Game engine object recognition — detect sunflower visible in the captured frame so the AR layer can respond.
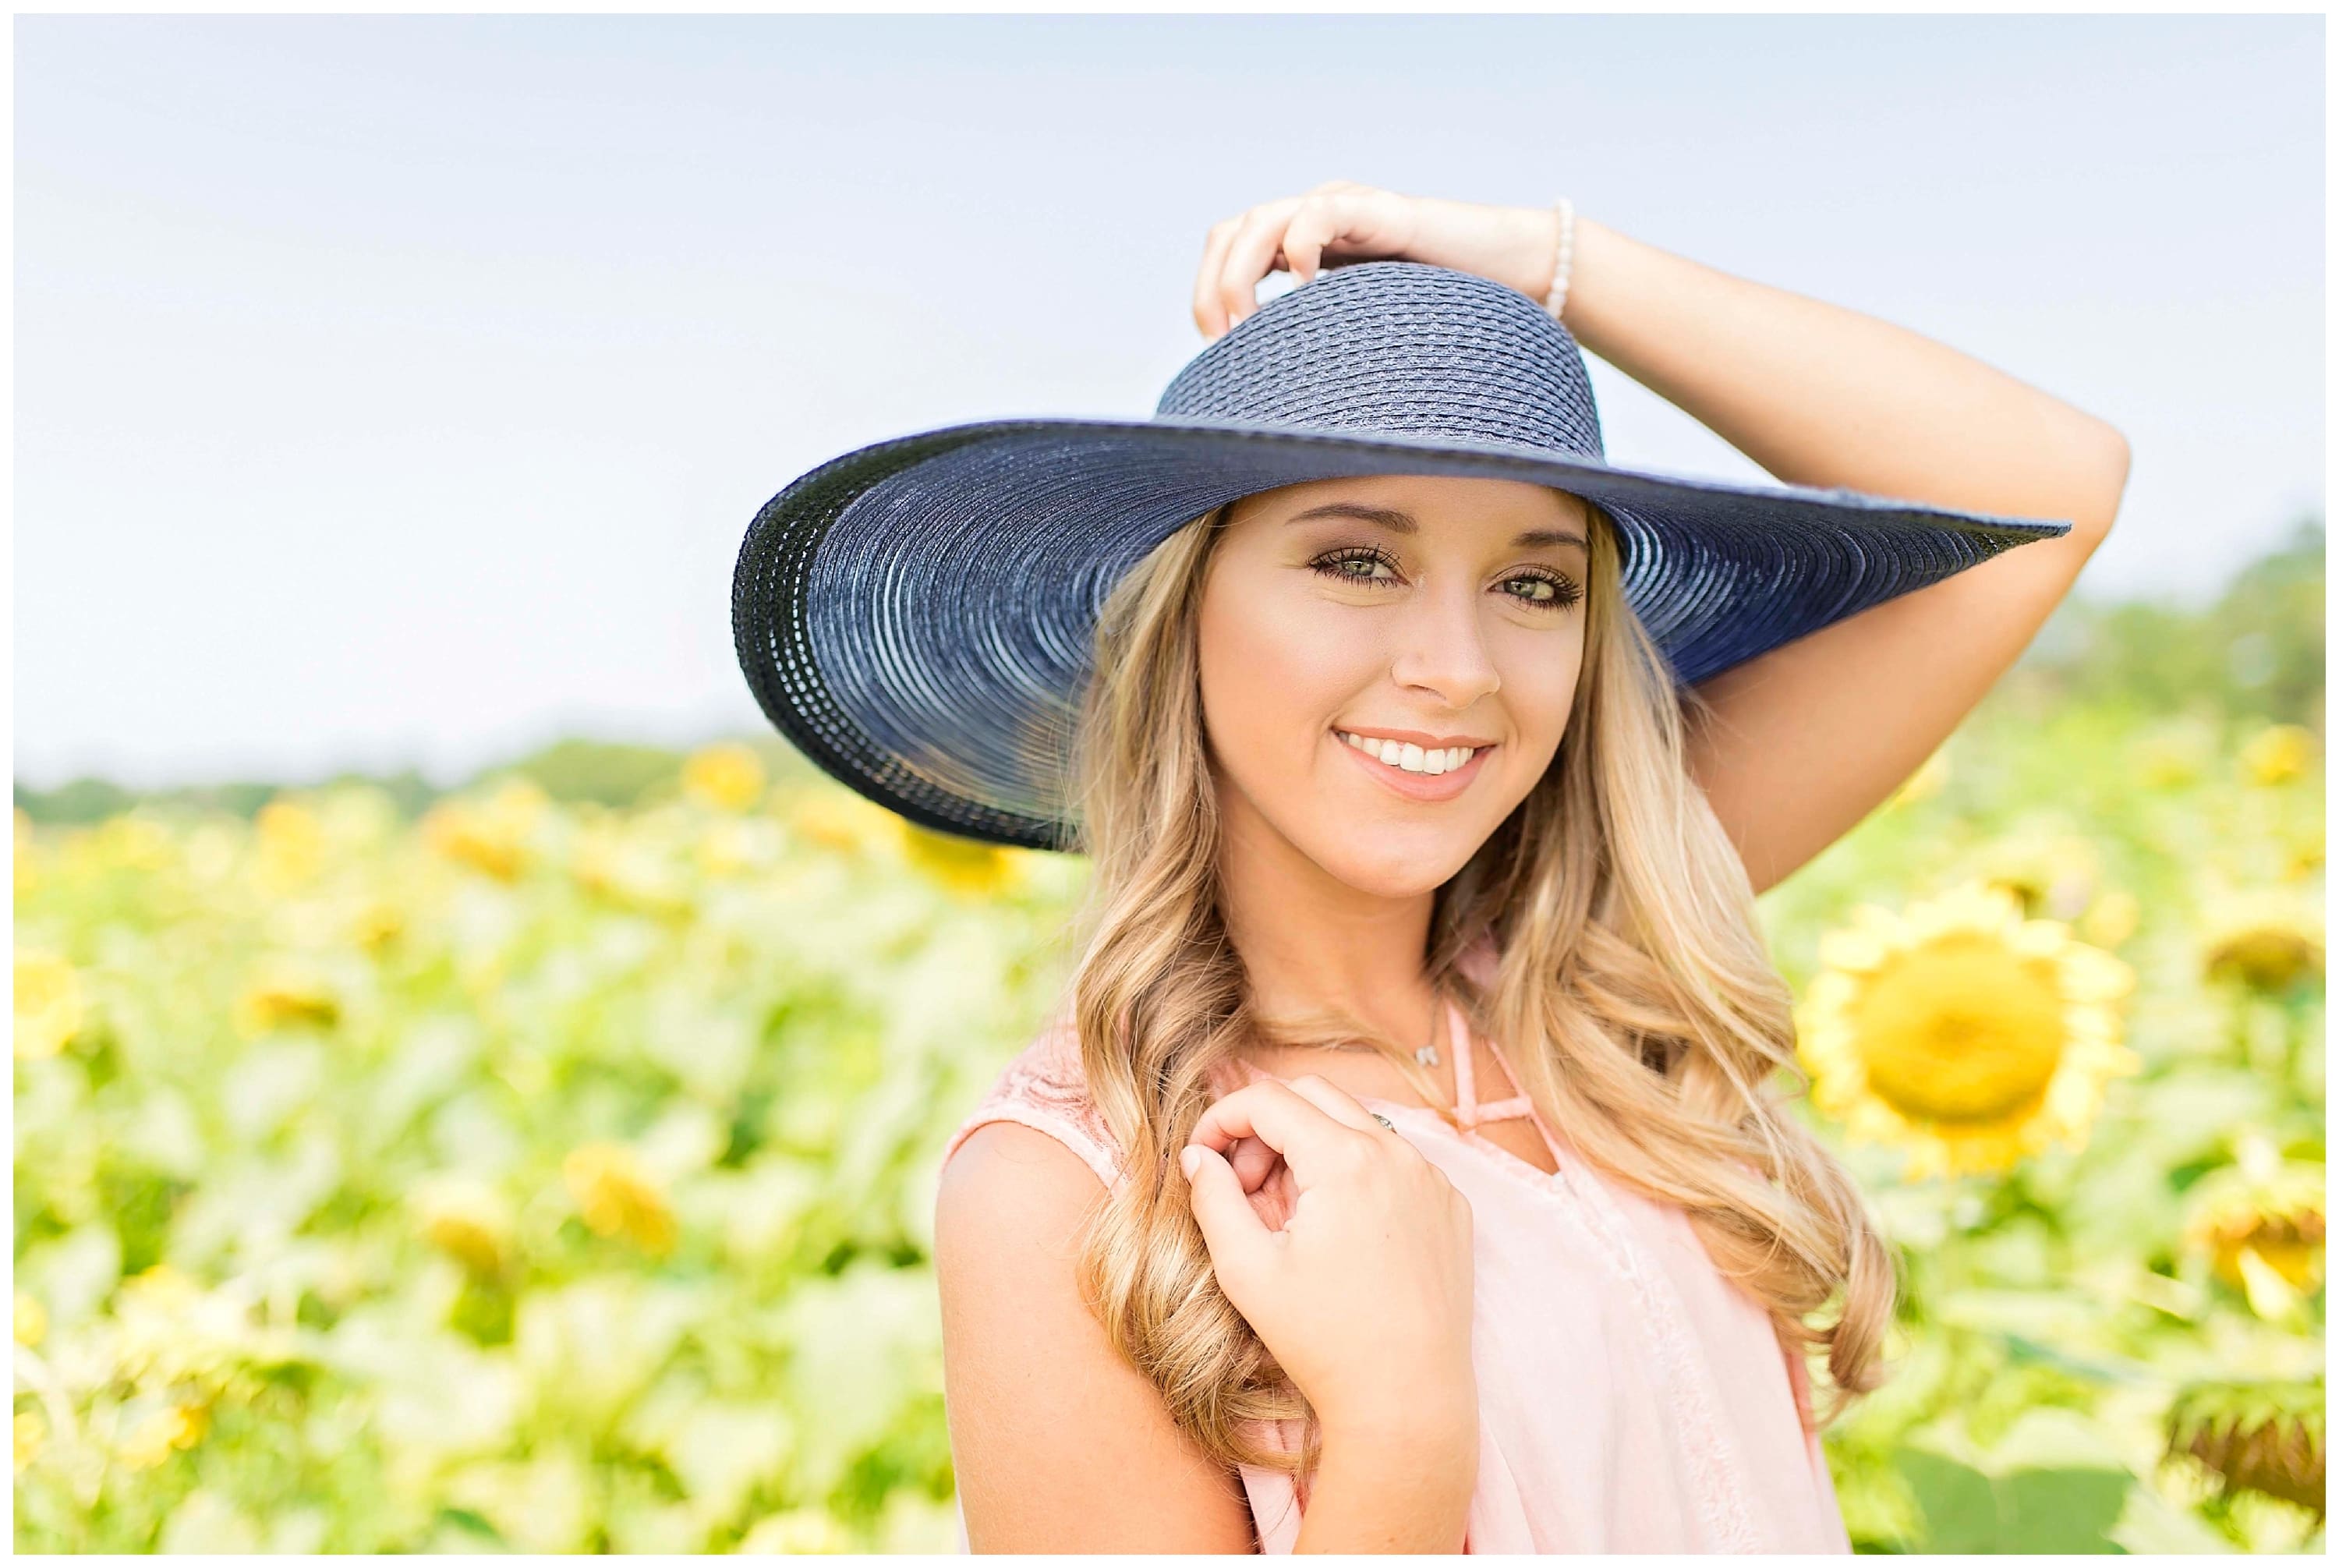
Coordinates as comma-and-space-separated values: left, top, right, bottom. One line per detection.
115, 1400, 209, 1470
254, 798, 326, 892
1968, 826, 2100, 920
2199, 888, 2325, 995
898, 822, 1026, 898
2285, 818, 2325, 883
561, 1142, 678, 1258
786, 788, 904, 858
2131, 715, 2218, 788
695, 816, 782, 878
422, 779, 550, 882
681, 742, 768, 812
2079, 888, 2142, 950
2240, 723, 2318, 787
568, 814, 691, 919
13, 950, 84, 1060
738, 1510, 858, 1553
14, 1410, 45, 1474
233, 963, 341, 1037
1796, 880, 2139, 1180
412, 1176, 516, 1278
2182, 1136, 2326, 1317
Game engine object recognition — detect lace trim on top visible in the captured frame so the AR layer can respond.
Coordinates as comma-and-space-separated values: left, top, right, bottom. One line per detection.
941, 1018, 1127, 1195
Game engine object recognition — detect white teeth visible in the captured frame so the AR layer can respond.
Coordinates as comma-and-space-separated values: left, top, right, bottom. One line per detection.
1338, 732, 1480, 776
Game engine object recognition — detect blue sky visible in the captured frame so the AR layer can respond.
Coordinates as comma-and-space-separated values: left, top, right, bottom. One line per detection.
16, 13, 2323, 789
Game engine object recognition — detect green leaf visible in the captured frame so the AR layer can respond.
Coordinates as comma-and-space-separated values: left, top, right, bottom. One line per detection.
1895, 1446, 2133, 1553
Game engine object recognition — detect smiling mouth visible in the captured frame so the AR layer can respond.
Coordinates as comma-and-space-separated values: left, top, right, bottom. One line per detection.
1334, 730, 1488, 777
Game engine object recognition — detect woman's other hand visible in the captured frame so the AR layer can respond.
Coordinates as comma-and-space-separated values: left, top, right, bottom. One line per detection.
1193, 181, 1561, 338
1180, 1074, 1477, 1440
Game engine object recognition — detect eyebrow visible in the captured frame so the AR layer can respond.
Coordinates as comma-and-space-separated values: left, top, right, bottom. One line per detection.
1283, 501, 1587, 552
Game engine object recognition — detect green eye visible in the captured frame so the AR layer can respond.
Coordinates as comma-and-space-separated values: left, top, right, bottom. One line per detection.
1310, 547, 1402, 586
1506, 572, 1584, 611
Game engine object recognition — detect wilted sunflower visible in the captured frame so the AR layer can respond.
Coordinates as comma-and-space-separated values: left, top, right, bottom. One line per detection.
681, 742, 768, 812
2198, 888, 2325, 995
2165, 1379, 2325, 1520
2182, 1137, 2326, 1318
1796, 880, 2139, 1180
14, 950, 84, 1060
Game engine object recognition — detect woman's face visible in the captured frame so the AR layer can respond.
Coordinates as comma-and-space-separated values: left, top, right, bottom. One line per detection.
1196, 473, 1593, 899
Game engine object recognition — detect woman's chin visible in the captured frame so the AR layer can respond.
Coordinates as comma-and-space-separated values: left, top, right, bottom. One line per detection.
1308, 831, 1480, 899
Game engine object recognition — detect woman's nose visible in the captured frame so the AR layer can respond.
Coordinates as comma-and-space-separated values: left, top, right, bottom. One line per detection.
1388, 586, 1500, 706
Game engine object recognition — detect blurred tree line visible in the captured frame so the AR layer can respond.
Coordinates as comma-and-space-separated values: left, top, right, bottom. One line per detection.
1998, 513, 2323, 730
15, 515, 2322, 826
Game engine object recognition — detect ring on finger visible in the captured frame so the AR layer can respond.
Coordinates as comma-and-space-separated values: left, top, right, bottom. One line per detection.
1371, 1113, 1395, 1130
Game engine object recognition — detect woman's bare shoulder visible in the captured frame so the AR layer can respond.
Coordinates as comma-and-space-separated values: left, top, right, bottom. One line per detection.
933, 1078, 1256, 1550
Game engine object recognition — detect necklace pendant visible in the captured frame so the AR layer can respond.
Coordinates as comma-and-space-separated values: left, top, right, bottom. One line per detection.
1415, 1043, 1441, 1067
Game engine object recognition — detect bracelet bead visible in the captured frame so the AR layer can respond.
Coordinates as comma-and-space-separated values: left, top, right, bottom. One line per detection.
1543, 197, 1576, 323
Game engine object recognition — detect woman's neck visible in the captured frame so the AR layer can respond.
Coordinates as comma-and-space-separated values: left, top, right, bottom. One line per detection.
1215, 791, 1446, 1053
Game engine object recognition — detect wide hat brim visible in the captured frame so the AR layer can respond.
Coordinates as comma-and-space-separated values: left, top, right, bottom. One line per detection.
732, 412, 2068, 852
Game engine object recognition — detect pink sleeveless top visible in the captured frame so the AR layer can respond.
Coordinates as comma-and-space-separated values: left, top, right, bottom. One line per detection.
937, 964, 1852, 1553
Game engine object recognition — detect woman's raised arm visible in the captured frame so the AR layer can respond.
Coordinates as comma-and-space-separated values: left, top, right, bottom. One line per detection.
1554, 213, 2131, 893
1196, 185, 2132, 894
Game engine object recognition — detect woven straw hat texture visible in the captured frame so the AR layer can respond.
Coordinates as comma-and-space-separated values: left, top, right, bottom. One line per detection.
732, 261, 2068, 851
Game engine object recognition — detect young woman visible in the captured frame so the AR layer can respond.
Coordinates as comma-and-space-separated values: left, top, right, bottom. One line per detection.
732, 184, 2128, 1552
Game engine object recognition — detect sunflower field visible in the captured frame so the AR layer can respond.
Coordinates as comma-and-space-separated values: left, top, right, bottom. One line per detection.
14, 529, 2326, 1552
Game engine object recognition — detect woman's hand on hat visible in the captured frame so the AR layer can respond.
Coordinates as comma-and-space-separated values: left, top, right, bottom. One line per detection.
1195, 180, 1563, 340
1179, 1074, 1478, 1440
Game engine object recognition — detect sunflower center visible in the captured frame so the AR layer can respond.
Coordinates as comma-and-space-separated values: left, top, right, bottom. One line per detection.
1851, 934, 2067, 1125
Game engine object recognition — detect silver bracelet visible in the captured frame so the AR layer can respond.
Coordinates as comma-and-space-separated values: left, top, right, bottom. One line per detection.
1542, 196, 1576, 322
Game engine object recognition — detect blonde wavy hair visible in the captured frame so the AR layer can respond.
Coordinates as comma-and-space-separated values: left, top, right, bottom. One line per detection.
1053, 488, 1895, 1488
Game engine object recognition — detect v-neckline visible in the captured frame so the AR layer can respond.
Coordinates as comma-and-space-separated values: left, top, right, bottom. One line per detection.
1229, 999, 1565, 1185
1362, 1097, 1565, 1189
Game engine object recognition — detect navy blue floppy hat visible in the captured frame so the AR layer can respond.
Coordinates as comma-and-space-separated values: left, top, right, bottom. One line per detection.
731, 260, 2068, 853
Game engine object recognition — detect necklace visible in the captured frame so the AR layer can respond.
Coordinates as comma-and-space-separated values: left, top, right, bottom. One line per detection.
1269, 1005, 1443, 1067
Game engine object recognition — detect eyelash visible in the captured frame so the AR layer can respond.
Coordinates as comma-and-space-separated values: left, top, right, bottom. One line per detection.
1308, 546, 1584, 612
